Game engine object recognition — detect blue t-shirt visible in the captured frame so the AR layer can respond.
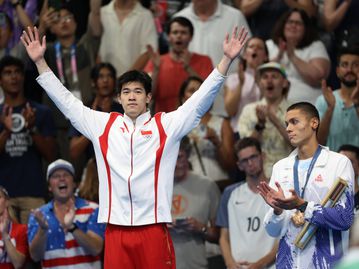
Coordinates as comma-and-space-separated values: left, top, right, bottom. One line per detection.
0, 101, 56, 197
315, 91, 359, 151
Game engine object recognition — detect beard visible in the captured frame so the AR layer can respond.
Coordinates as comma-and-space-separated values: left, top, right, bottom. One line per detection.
340, 73, 357, 88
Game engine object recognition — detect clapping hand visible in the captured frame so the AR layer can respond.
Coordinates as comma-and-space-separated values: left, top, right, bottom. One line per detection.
0, 105, 13, 132
32, 209, 49, 230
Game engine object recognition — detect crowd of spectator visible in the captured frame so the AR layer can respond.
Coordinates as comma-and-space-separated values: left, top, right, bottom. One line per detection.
0, 0, 358, 268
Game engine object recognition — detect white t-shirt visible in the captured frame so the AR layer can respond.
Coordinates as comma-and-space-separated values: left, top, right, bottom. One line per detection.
266, 39, 329, 104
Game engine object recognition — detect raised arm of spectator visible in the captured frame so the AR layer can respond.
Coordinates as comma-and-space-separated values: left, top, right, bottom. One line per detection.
316, 80, 335, 145
210, 119, 236, 170
88, 0, 103, 37
224, 62, 244, 117
69, 136, 91, 160
283, 0, 318, 18
28, 210, 49, 262
145, 45, 160, 97
323, 0, 351, 32
11, 0, 34, 29
235, 0, 263, 17
22, 102, 57, 161
63, 207, 104, 256
0, 212, 27, 269
0, 105, 12, 153
286, 42, 330, 87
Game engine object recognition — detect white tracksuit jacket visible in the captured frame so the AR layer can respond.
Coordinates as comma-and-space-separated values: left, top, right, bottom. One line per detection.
37, 69, 225, 226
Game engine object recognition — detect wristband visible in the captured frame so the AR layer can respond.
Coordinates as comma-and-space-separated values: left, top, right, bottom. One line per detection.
68, 223, 78, 233
297, 201, 308, 213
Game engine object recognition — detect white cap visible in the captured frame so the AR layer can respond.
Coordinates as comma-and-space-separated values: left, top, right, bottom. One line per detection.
47, 159, 75, 180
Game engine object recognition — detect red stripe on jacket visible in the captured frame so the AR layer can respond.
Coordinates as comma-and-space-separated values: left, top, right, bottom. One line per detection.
99, 112, 121, 223
154, 113, 167, 223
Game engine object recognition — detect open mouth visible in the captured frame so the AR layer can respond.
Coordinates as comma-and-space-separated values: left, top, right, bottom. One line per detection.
266, 86, 274, 92
252, 53, 257, 59
58, 184, 68, 192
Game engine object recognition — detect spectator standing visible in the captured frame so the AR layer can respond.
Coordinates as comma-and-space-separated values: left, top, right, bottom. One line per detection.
170, 137, 220, 269
316, 46, 359, 151
89, 0, 158, 76
0, 0, 35, 49
38, 5, 100, 159
145, 16, 213, 113
217, 137, 277, 269
0, 186, 28, 269
175, 0, 251, 116
0, 56, 56, 224
28, 159, 105, 268
235, 0, 317, 40
238, 62, 292, 177
267, 9, 330, 104
224, 36, 268, 131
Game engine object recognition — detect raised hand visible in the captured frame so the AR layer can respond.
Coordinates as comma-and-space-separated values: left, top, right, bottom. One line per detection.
321, 79, 335, 109
63, 198, 76, 229
20, 26, 47, 64
0, 104, 13, 132
0, 210, 10, 235
146, 44, 160, 70
351, 78, 359, 107
223, 26, 249, 61
22, 102, 36, 129
32, 209, 49, 230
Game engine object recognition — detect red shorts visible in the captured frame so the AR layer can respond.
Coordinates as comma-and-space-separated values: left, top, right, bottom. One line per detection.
104, 223, 176, 269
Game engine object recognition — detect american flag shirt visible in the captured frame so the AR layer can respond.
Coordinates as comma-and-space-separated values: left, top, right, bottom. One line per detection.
28, 197, 106, 269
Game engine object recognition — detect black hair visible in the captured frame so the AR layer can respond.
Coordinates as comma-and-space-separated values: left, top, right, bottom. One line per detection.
235, 137, 262, 158
287, 102, 320, 131
336, 46, 359, 64
117, 70, 152, 95
91, 62, 117, 81
338, 144, 359, 161
178, 76, 204, 104
272, 8, 319, 49
0, 56, 24, 75
166, 16, 194, 36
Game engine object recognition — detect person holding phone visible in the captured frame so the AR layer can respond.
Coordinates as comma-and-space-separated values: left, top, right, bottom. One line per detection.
21, 25, 248, 269
170, 137, 220, 269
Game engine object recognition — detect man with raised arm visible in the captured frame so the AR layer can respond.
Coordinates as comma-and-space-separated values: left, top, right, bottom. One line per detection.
20, 25, 248, 269
258, 102, 355, 268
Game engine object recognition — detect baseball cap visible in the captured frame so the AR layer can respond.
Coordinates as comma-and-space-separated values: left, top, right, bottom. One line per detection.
257, 62, 287, 78
47, 159, 75, 180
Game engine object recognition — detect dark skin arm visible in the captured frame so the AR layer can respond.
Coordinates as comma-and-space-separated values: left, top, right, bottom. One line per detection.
22, 102, 56, 162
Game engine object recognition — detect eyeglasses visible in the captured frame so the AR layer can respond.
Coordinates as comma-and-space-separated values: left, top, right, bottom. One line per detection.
286, 19, 304, 26
54, 14, 73, 24
238, 154, 260, 166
